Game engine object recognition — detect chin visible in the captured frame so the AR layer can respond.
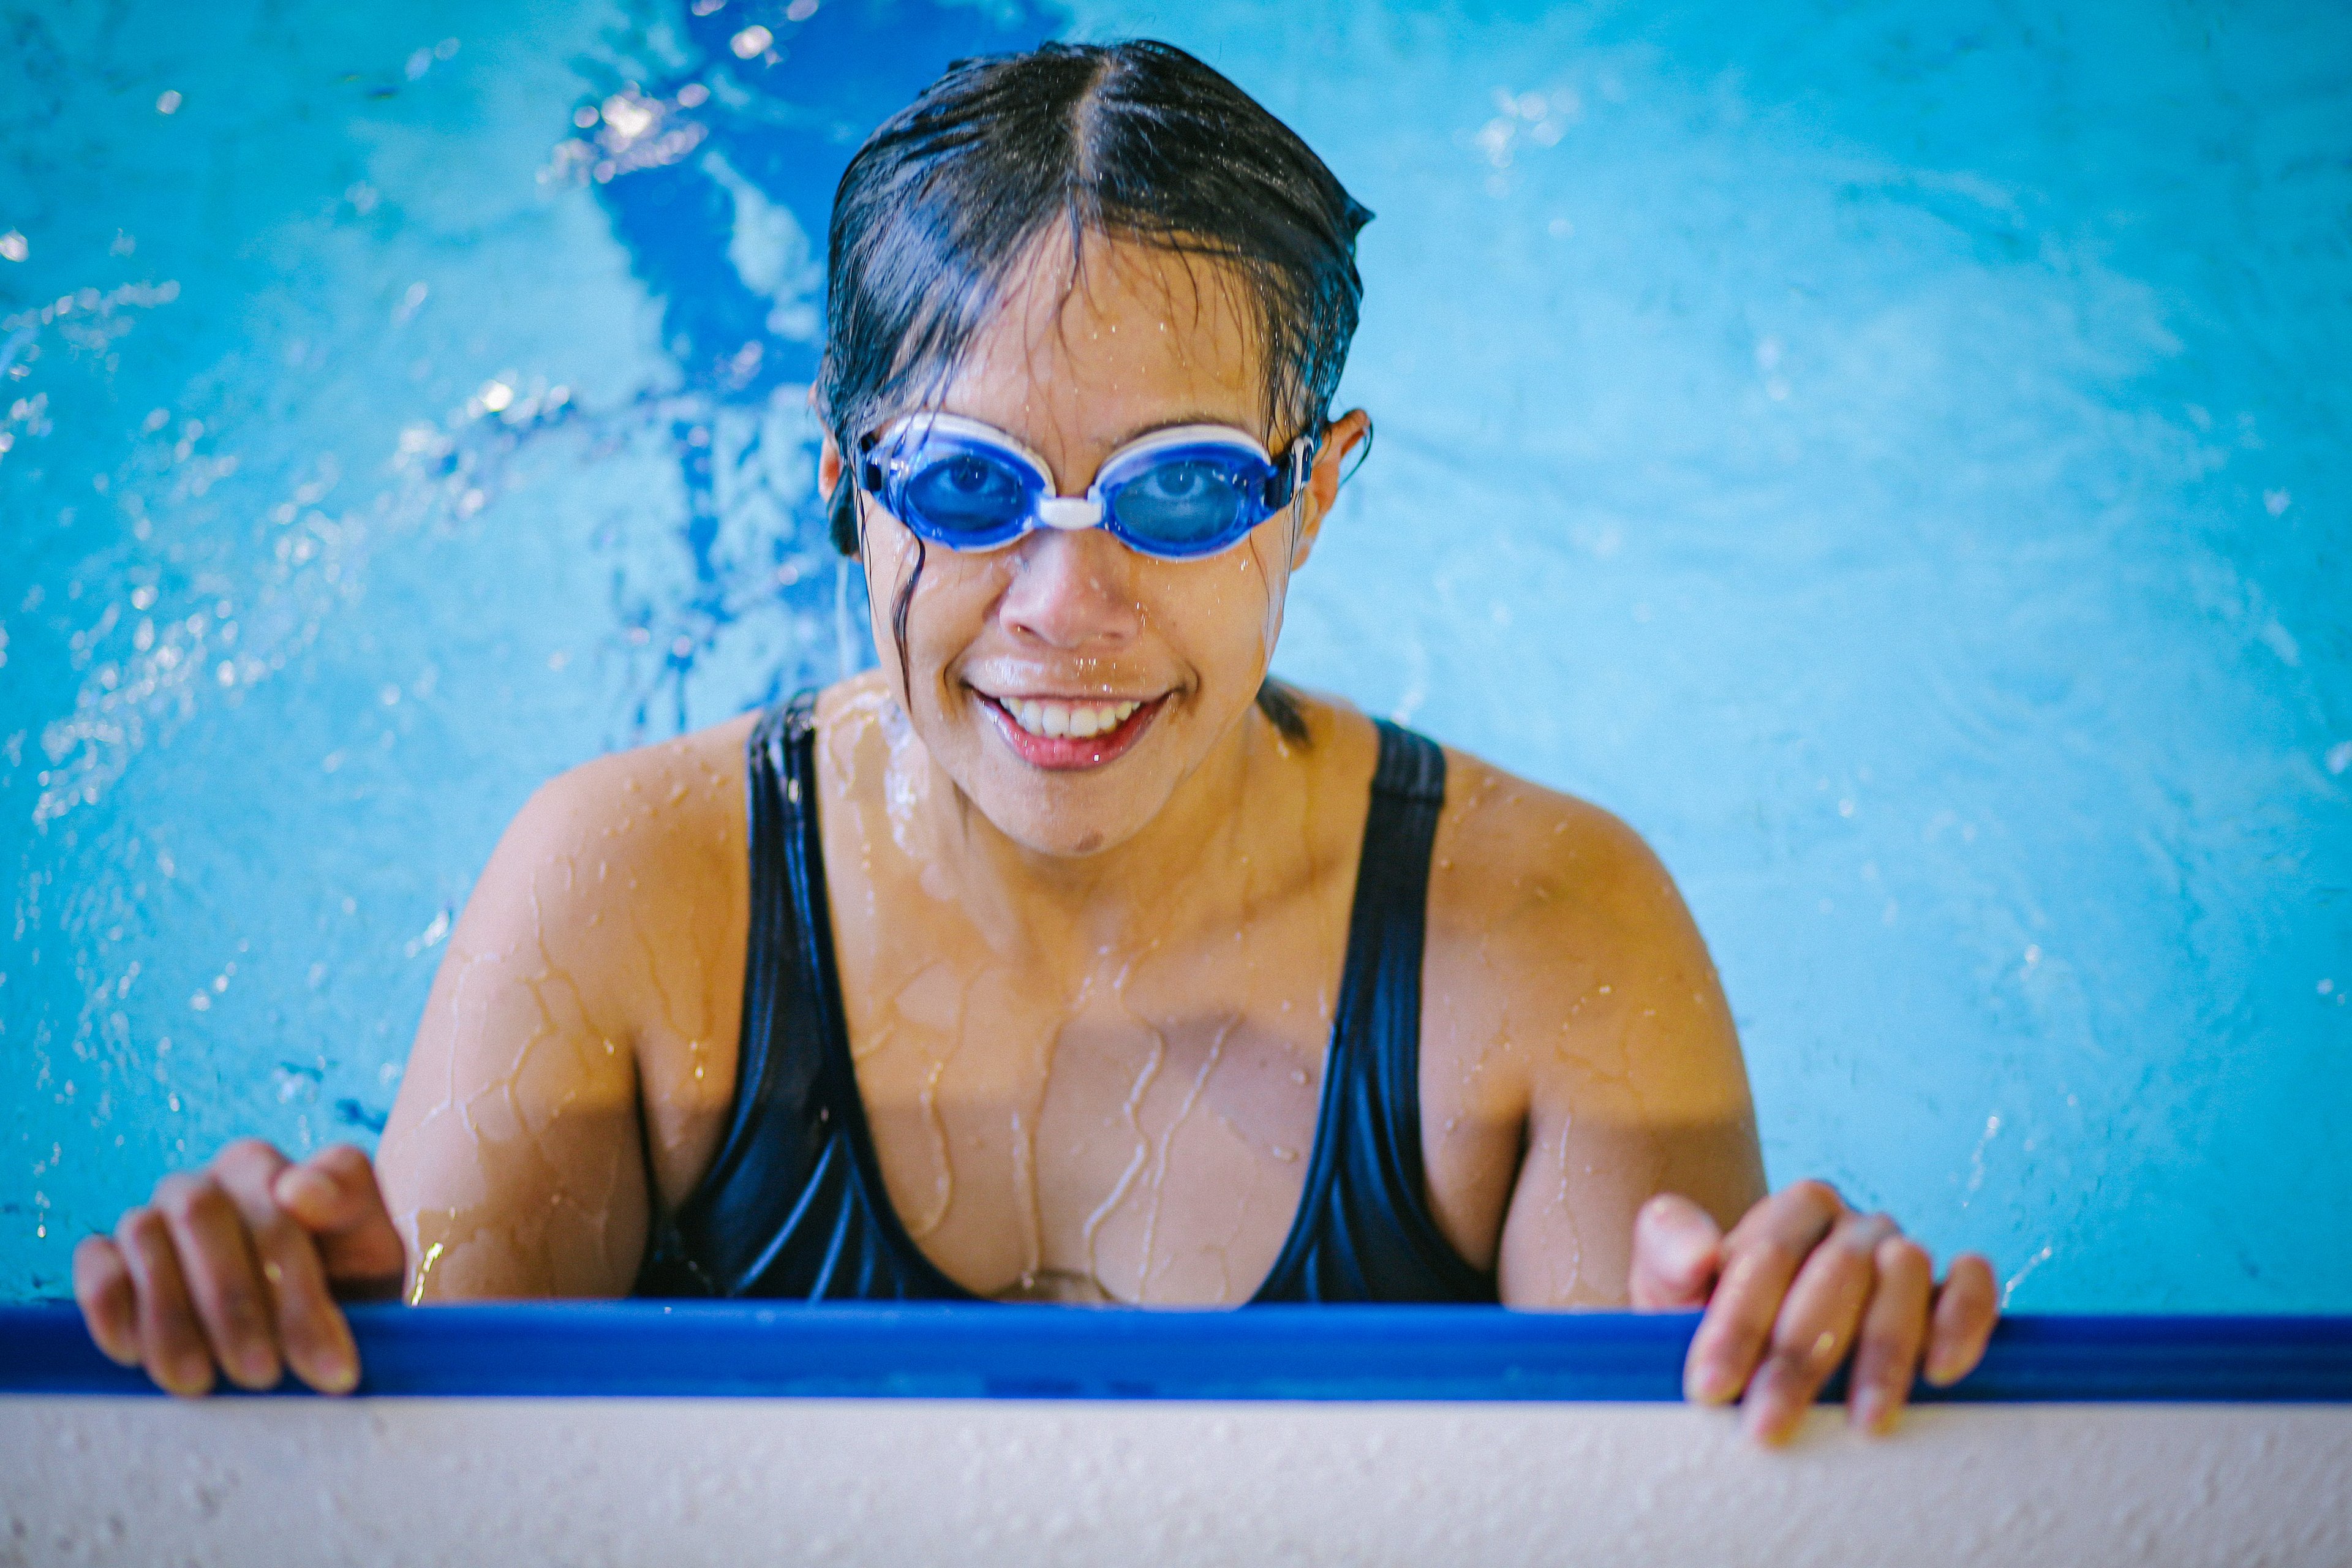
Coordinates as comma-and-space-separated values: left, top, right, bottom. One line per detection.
977, 782, 1156, 859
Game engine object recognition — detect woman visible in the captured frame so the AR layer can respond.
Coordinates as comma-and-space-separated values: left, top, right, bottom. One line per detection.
74, 40, 1996, 1442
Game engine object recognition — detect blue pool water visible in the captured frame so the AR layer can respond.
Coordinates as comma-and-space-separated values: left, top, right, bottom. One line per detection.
2, 0, 2345, 1310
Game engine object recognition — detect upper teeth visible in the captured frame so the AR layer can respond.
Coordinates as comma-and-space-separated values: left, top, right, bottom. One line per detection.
1001, 696, 1142, 740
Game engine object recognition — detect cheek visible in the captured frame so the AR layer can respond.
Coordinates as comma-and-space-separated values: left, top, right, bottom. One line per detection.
1243, 534, 1292, 662
1166, 543, 1286, 687
863, 527, 992, 696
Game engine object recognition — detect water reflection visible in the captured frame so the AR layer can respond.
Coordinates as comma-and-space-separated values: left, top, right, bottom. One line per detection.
1, 0, 2345, 1311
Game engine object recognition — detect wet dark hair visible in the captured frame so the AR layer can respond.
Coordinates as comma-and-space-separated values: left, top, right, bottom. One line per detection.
815, 39, 1373, 744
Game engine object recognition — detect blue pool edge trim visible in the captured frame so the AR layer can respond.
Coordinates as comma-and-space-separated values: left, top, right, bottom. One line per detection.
4, 1303, 2348, 1401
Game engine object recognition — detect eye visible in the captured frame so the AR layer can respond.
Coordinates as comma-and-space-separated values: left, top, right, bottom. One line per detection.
1133, 462, 1221, 501
1109, 456, 1255, 545
904, 450, 1029, 529
939, 458, 1003, 496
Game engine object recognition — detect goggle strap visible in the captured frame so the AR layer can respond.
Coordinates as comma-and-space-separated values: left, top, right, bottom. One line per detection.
1262, 435, 1317, 510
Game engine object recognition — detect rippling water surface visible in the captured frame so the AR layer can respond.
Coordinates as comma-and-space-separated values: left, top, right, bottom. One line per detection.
3, 0, 2346, 1307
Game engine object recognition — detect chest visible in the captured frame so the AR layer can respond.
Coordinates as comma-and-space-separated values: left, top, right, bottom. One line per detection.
838, 894, 1348, 1302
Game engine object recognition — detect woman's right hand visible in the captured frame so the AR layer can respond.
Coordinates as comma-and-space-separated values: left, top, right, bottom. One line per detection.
72, 1139, 406, 1396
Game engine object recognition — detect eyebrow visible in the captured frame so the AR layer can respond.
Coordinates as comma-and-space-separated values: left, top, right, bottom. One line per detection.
1107, 412, 1264, 447
910, 405, 1276, 488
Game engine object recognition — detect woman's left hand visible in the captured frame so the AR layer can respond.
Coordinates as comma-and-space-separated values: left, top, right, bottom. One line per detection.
1629, 1182, 1999, 1443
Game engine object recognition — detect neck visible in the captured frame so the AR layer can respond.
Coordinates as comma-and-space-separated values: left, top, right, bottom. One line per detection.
905, 701, 1303, 970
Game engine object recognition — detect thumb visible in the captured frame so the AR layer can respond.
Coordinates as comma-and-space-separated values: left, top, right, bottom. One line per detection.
1629, 1193, 1723, 1309
273, 1144, 406, 1295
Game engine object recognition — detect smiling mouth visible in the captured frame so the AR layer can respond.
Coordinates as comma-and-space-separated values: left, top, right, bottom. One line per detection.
971, 690, 1167, 770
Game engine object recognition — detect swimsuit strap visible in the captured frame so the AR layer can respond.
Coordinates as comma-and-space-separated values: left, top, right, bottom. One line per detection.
1246, 718, 1498, 1302
633, 695, 970, 1299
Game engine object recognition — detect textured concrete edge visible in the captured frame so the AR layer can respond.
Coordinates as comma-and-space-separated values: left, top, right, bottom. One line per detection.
5, 1398, 2349, 1568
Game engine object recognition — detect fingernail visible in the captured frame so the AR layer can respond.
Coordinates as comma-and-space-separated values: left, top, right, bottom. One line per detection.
318, 1353, 358, 1395
1687, 1359, 1734, 1403
1743, 1397, 1793, 1446
1852, 1389, 1891, 1436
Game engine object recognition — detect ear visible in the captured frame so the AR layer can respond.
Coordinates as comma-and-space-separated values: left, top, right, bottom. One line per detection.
818, 429, 846, 503
1286, 408, 1371, 571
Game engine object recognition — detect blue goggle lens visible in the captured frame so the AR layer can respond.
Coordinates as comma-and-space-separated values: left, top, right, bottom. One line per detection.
1105, 456, 1260, 549
901, 452, 1032, 538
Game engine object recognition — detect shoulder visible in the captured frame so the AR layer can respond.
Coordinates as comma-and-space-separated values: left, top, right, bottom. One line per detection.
461, 709, 768, 1014
1427, 749, 1688, 962
1421, 744, 1749, 1123
389, 705, 782, 1238
508, 710, 760, 872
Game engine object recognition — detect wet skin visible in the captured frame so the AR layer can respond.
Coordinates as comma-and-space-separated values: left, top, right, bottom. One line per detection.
75, 236, 1997, 1441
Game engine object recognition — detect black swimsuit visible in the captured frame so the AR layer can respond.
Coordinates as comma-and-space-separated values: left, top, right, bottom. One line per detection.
633, 693, 1496, 1304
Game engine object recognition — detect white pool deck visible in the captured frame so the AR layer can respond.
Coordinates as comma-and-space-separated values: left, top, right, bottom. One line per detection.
7, 1396, 2350, 1566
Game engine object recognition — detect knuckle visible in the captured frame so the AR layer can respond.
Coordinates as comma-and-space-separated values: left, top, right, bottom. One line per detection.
116, 1206, 166, 1250
153, 1174, 222, 1225
1789, 1178, 1842, 1215
1847, 1212, 1899, 1249
217, 1137, 281, 1171
1859, 1303, 1921, 1349
1825, 1221, 1879, 1261
1879, 1236, 1929, 1274
213, 1279, 265, 1328
311, 1144, 371, 1181
1820, 1248, 1873, 1291
1853, 1351, 1907, 1395
249, 1208, 307, 1257
1766, 1343, 1826, 1385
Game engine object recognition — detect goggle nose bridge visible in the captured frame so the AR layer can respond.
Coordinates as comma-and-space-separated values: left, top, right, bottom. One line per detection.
1036, 496, 1106, 530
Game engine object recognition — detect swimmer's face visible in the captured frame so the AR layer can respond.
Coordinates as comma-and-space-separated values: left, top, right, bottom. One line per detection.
823, 235, 1363, 858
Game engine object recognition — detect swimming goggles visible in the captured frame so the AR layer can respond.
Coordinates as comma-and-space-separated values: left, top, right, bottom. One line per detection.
854, 413, 1316, 560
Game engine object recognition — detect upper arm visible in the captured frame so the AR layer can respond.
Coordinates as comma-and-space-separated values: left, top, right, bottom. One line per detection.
1423, 763, 1765, 1307
377, 734, 749, 1301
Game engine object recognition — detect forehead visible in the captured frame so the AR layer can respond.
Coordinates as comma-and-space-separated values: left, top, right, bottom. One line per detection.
940, 232, 1265, 456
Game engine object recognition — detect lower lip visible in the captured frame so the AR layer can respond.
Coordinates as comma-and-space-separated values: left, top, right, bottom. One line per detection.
977, 693, 1166, 771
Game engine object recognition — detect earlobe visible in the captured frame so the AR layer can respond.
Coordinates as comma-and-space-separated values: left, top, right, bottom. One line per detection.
818, 432, 860, 557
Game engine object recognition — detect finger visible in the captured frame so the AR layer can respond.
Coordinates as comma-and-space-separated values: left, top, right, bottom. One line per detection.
1741, 1210, 1894, 1444
113, 1207, 214, 1396
1924, 1253, 2000, 1385
1629, 1194, 1722, 1310
72, 1235, 141, 1366
215, 1145, 360, 1394
154, 1172, 282, 1391
276, 1145, 405, 1292
1847, 1235, 1932, 1435
1684, 1180, 1844, 1405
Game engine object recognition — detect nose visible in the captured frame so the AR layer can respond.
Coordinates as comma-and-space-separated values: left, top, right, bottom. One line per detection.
996, 528, 1142, 652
